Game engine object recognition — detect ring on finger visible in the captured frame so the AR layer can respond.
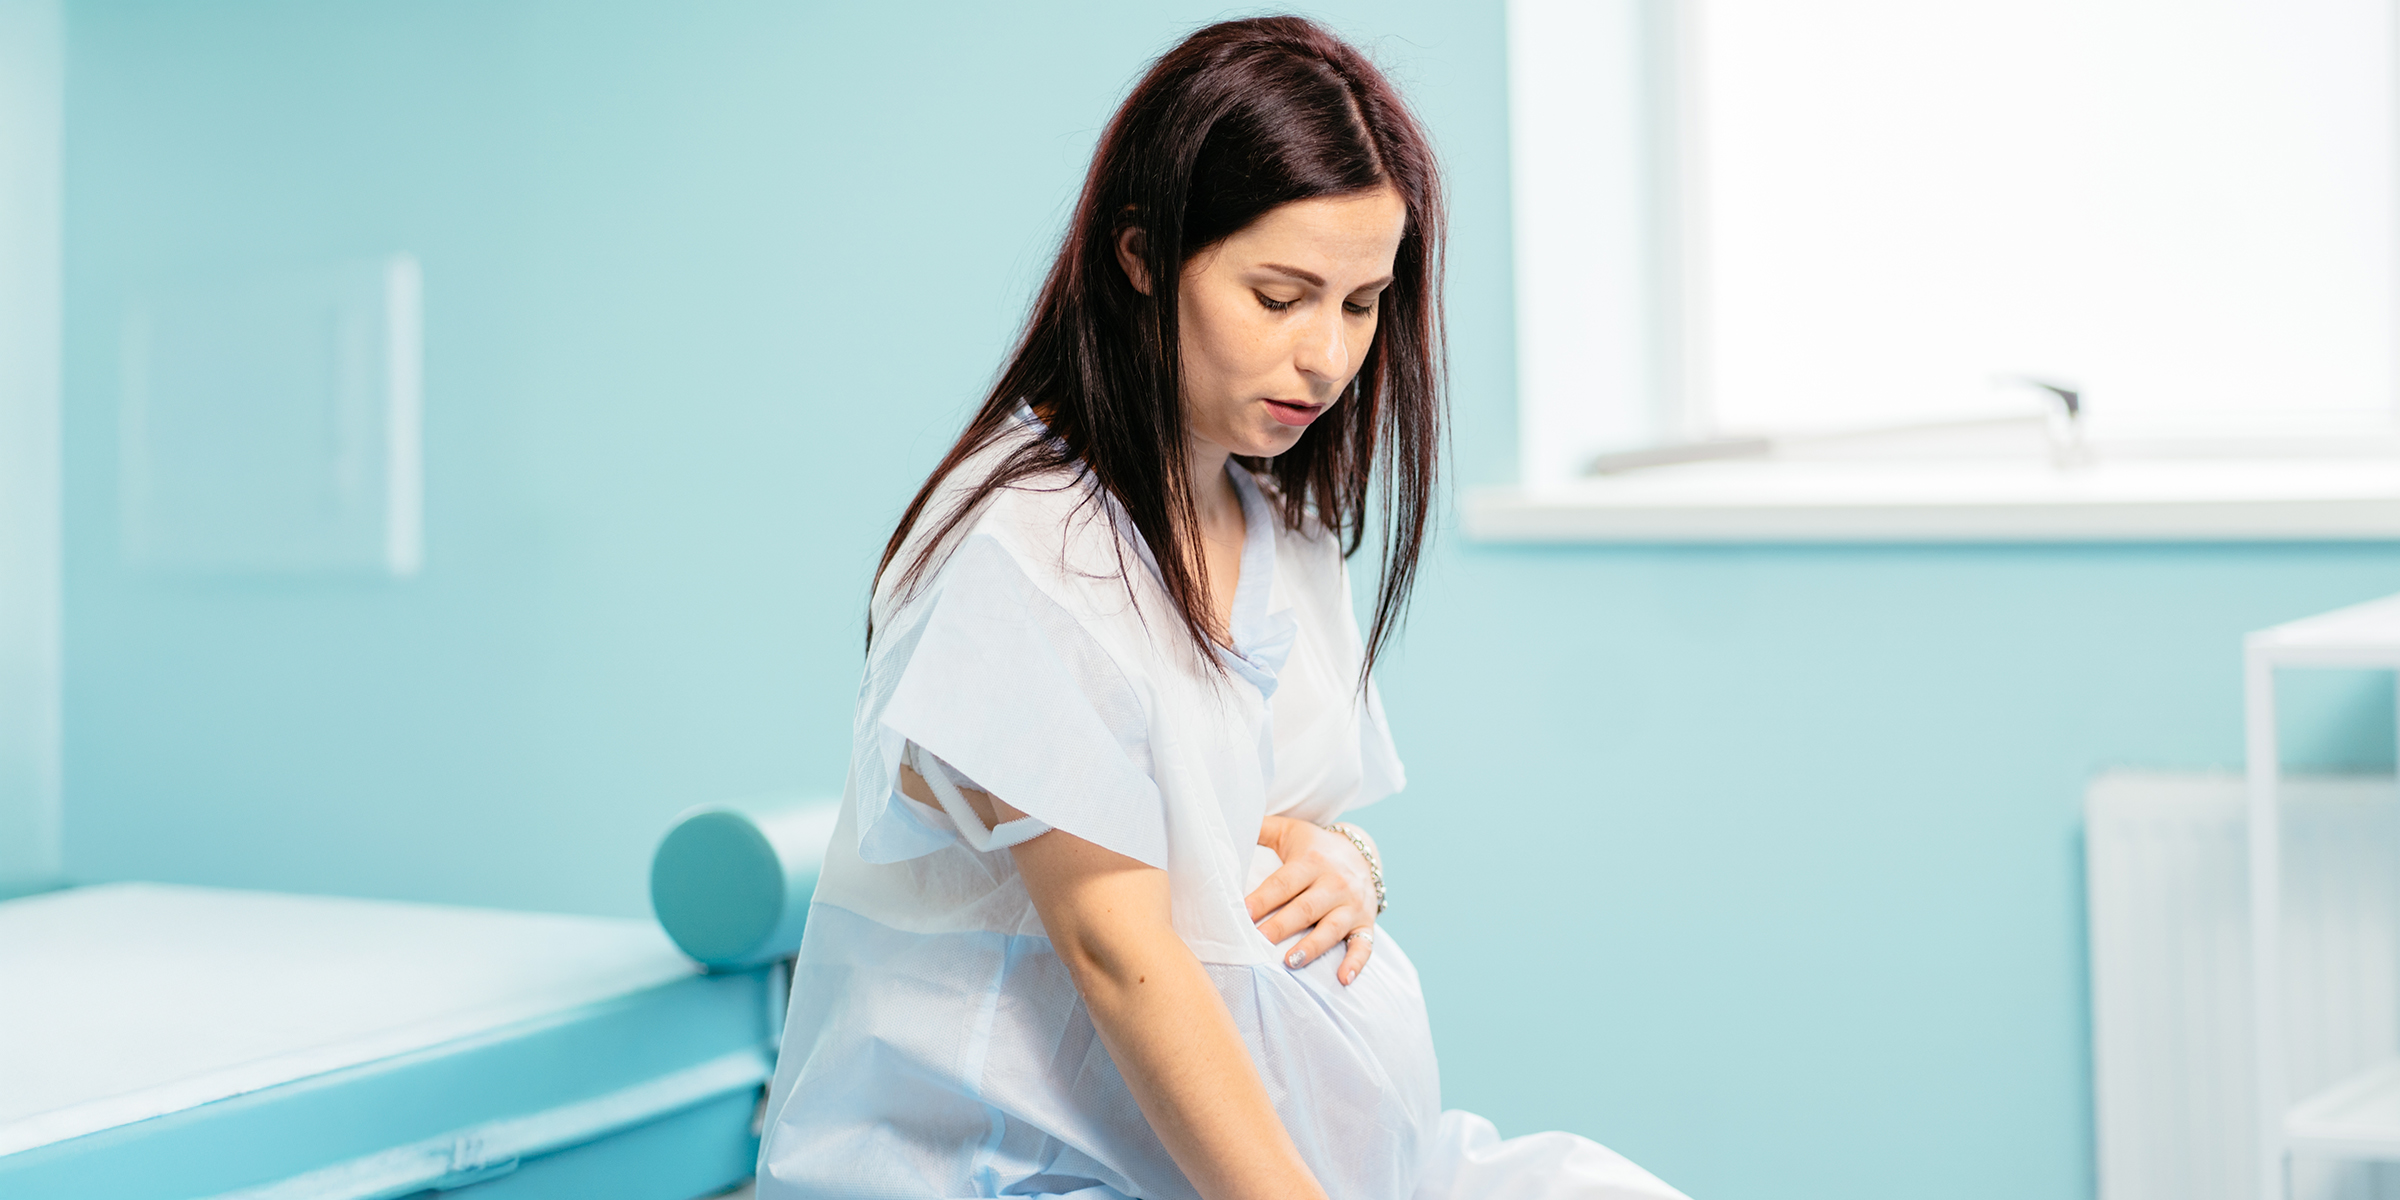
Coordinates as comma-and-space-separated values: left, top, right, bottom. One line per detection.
1346, 928, 1374, 947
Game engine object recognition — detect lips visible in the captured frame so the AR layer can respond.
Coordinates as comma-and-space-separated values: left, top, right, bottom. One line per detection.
1264, 399, 1325, 427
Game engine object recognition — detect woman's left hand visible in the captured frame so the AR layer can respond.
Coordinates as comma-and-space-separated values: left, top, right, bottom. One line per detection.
1247, 815, 1378, 985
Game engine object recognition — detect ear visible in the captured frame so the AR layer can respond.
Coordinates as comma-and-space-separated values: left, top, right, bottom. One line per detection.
1114, 225, 1152, 296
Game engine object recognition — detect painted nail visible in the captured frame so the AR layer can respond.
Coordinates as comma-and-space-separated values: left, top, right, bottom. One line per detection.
1287, 950, 1304, 967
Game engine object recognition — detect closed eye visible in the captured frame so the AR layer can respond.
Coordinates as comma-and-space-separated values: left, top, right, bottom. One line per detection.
1256, 291, 1381, 315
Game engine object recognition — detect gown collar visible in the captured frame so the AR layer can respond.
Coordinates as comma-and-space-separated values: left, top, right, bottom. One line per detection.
1029, 398, 1297, 699
1213, 461, 1299, 699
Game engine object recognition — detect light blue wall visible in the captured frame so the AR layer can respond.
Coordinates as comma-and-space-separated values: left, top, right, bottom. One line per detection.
0, 0, 62, 896
57, 3, 2400, 1199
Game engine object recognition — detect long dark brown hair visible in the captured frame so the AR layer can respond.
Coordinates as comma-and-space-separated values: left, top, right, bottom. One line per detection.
875, 15, 1445, 682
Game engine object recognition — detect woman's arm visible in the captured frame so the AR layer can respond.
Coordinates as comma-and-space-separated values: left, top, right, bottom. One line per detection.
897, 764, 1327, 1200
1011, 829, 1329, 1200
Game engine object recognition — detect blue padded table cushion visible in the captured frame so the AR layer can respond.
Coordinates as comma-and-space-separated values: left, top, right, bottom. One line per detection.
650, 796, 837, 969
0, 883, 776, 1200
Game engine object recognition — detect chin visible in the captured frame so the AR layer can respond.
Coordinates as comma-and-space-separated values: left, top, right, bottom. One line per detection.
1243, 426, 1309, 458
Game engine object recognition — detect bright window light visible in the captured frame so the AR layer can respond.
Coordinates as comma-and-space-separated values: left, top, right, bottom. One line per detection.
1700, 0, 2398, 441
1509, 0, 2400, 484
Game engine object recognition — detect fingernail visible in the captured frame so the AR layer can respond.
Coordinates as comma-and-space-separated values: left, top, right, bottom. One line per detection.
1339, 969, 1353, 985
1287, 951, 1304, 967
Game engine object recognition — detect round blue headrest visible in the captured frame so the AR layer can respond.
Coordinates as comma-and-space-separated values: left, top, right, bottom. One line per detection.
650, 795, 841, 969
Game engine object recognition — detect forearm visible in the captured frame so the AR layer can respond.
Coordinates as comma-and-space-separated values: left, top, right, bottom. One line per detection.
1010, 831, 1327, 1200
1068, 933, 1326, 1200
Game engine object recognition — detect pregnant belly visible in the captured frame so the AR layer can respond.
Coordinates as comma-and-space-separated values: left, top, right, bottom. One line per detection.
1219, 846, 1443, 1195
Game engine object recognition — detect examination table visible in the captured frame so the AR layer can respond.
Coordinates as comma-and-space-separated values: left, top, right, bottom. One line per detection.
0, 796, 839, 1200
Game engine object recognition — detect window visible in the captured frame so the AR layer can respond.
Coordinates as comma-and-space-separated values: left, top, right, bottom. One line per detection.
1495, 0, 2400, 540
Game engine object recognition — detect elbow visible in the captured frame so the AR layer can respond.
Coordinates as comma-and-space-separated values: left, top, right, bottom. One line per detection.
1009, 836, 1182, 1005
1053, 923, 1171, 1007
1057, 926, 1137, 986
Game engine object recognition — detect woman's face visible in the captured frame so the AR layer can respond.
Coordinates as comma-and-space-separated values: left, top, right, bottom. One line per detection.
1169, 186, 1408, 460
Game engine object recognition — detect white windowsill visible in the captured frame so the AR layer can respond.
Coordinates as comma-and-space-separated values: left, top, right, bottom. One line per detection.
1464, 457, 2400, 543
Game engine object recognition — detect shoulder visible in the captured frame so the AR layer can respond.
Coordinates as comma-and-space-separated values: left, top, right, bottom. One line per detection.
874, 425, 1141, 633
1227, 463, 1354, 612
1271, 497, 1351, 594
1263, 498, 1372, 667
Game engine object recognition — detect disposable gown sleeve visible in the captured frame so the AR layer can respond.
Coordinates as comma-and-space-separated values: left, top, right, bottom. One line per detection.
853, 534, 1167, 869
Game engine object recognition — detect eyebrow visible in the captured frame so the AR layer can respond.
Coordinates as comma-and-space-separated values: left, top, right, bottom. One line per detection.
1257, 262, 1396, 291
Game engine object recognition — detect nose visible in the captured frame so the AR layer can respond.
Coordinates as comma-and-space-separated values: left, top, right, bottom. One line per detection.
1292, 303, 1346, 391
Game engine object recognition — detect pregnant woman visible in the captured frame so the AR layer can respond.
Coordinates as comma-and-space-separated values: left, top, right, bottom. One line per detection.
758, 17, 1686, 1200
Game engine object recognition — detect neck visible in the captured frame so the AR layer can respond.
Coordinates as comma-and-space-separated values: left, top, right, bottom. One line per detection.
1183, 431, 1241, 528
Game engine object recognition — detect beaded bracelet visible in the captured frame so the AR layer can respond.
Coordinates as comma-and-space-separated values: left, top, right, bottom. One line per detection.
1324, 821, 1386, 916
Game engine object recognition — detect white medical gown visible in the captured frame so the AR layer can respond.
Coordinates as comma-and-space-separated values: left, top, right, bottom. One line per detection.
758, 415, 1686, 1200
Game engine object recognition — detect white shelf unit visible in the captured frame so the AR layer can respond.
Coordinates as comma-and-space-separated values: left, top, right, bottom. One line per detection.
2248, 593, 2400, 1197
